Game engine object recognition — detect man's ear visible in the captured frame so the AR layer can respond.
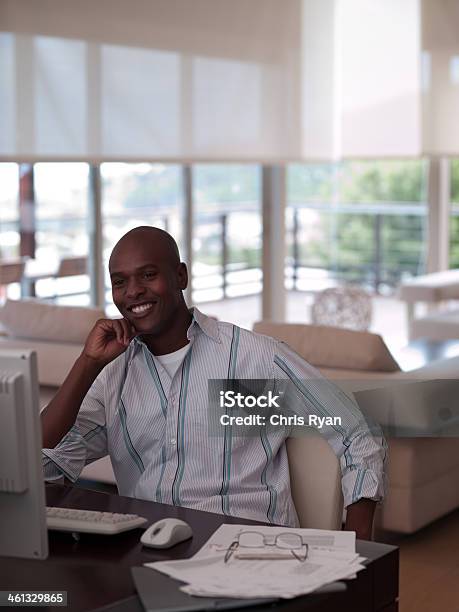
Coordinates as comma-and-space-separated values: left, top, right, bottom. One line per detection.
177, 262, 188, 290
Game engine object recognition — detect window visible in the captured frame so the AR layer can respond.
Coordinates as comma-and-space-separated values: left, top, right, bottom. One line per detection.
0, 163, 20, 260
286, 160, 427, 294
33, 163, 90, 305
0, 163, 20, 299
192, 165, 262, 321
101, 163, 183, 315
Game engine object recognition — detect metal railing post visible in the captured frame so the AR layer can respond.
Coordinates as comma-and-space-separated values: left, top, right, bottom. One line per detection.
292, 208, 299, 290
373, 213, 383, 293
221, 213, 228, 298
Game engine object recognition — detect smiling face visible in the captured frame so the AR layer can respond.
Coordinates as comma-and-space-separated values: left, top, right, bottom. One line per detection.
109, 228, 188, 338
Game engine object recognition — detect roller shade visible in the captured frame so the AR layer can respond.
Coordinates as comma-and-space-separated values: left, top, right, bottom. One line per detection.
422, 0, 459, 155
0, 0, 427, 161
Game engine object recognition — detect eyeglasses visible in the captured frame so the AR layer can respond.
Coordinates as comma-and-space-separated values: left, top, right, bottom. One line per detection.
224, 530, 309, 563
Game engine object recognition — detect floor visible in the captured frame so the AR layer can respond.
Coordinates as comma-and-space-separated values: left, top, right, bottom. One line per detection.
387, 509, 459, 612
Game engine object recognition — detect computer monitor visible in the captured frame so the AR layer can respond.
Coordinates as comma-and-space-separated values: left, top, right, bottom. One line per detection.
0, 349, 48, 559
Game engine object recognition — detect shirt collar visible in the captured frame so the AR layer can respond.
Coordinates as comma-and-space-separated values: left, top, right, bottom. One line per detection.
132, 306, 221, 349
187, 307, 221, 343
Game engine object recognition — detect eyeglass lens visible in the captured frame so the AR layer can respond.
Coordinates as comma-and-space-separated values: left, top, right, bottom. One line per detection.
275, 533, 303, 549
226, 532, 308, 563
238, 531, 304, 549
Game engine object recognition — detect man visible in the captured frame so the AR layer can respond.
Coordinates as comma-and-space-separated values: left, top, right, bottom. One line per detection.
41, 226, 385, 539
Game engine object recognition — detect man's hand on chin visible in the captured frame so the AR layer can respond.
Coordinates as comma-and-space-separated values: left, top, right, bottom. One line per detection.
344, 498, 376, 541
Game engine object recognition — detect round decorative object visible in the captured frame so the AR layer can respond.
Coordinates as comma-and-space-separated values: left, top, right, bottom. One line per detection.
310, 286, 372, 331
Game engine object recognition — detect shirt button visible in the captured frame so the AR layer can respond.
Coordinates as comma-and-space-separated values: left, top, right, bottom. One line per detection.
170, 438, 176, 446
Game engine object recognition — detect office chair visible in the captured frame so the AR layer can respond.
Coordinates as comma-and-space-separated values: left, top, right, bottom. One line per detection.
286, 433, 343, 530
0, 258, 27, 301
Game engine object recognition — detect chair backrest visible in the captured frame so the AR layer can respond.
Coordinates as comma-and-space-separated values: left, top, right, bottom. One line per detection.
57, 256, 87, 277
311, 286, 372, 331
0, 260, 26, 285
286, 433, 343, 529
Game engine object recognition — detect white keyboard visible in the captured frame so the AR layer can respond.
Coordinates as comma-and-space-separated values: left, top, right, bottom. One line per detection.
46, 506, 149, 534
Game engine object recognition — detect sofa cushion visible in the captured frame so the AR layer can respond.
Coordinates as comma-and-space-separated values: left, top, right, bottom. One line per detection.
406, 354, 459, 379
353, 378, 459, 434
253, 321, 400, 372
0, 337, 83, 387
0, 299, 105, 344
319, 354, 459, 390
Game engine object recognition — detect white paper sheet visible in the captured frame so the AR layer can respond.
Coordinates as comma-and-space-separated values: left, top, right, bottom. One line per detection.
144, 525, 366, 599
193, 524, 356, 558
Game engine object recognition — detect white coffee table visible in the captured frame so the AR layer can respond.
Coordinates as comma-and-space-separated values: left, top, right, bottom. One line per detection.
398, 269, 459, 325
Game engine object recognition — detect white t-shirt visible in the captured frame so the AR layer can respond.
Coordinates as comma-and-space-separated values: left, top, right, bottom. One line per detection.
155, 343, 190, 378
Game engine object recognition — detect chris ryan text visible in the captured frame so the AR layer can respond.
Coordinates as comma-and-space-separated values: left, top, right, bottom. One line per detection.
219, 414, 342, 428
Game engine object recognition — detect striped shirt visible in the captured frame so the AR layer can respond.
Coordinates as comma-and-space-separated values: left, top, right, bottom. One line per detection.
42, 307, 386, 526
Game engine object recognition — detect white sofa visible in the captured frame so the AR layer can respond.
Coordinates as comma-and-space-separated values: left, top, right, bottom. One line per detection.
0, 299, 104, 388
0, 299, 109, 479
2, 299, 458, 533
253, 320, 459, 533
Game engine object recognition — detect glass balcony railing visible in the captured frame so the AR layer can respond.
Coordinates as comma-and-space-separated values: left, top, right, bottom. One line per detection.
286, 201, 427, 295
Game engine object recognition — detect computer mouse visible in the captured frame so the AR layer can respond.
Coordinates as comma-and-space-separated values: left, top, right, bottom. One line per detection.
140, 518, 193, 549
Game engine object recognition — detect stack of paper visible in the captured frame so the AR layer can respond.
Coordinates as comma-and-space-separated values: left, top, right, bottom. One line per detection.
145, 525, 366, 599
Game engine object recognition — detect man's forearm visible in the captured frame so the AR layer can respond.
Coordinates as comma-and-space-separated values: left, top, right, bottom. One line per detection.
40, 354, 103, 449
344, 498, 376, 540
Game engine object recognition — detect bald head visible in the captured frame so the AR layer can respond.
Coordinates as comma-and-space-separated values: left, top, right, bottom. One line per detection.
110, 226, 181, 268
108, 226, 189, 341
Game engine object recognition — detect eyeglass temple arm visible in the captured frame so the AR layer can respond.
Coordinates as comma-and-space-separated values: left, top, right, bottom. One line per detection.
224, 540, 239, 563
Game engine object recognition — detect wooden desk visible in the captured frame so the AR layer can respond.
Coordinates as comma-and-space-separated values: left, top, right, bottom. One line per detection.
0, 485, 399, 612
